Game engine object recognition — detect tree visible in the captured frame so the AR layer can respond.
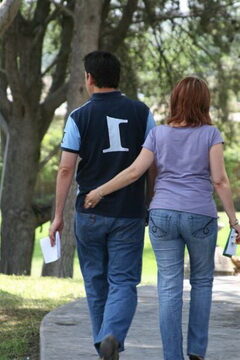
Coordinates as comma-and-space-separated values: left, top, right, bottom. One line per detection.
0, 0, 73, 274
0, 0, 22, 208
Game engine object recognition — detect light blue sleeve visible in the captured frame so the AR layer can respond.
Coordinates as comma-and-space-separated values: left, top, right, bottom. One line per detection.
144, 111, 156, 140
61, 115, 81, 153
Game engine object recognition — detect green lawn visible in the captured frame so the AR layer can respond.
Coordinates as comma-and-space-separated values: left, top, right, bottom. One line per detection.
0, 211, 239, 359
0, 276, 83, 360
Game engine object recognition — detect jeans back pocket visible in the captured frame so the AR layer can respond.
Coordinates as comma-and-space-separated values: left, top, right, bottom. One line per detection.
149, 213, 171, 239
188, 215, 217, 239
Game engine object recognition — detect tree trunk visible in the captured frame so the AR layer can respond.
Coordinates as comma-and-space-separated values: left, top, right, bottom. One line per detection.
0, 2, 70, 275
42, 0, 105, 277
0, 110, 41, 274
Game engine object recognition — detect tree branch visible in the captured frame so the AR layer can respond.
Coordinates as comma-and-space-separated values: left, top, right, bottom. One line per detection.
4, 19, 26, 104
31, 0, 53, 48
0, 111, 10, 208
0, 0, 21, 36
48, 0, 74, 18
33, 0, 52, 26
32, 202, 52, 228
49, 4, 73, 94
41, 56, 59, 77
100, 0, 111, 37
38, 143, 60, 171
101, 0, 139, 52
142, 0, 156, 25
0, 88, 10, 115
142, 0, 238, 26
153, 28, 174, 87
42, 82, 68, 117
0, 67, 11, 115
178, 24, 217, 62
38, 2, 73, 140
39, 81, 67, 140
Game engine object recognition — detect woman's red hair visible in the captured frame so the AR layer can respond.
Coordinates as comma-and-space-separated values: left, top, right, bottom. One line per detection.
167, 76, 212, 127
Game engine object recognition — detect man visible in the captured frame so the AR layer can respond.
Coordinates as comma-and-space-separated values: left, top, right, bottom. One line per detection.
49, 51, 155, 360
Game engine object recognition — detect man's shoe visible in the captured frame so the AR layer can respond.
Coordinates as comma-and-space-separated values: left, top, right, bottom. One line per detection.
99, 335, 119, 360
189, 355, 204, 360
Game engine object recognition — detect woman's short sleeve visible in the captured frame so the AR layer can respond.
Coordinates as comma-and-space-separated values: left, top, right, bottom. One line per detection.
142, 127, 156, 153
209, 127, 224, 148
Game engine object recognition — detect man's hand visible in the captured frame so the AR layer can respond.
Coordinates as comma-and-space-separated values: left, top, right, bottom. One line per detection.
49, 217, 64, 246
48, 151, 77, 246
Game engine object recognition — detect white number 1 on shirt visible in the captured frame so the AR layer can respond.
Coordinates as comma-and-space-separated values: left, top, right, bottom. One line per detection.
103, 116, 129, 153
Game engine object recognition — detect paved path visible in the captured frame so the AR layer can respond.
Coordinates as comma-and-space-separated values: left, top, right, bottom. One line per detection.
40, 276, 240, 360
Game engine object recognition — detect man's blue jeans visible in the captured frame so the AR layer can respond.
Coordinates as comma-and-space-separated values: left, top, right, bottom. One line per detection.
149, 209, 218, 360
74, 212, 145, 352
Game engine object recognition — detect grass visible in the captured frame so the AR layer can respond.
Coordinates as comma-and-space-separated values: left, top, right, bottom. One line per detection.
0, 211, 239, 359
0, 276, 84, 360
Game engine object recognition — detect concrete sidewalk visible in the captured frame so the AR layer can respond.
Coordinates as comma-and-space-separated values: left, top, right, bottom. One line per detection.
40, 276, 240, 360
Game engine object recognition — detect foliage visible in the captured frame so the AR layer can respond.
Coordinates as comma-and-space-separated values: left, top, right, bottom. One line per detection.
215, 142, 240, 209
122, 1, 240, 125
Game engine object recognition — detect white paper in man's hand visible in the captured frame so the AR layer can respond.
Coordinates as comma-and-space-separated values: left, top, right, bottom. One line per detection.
40, 232, 61, 264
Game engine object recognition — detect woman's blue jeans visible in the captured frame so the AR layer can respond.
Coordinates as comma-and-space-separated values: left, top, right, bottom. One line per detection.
149, 209, 218, 360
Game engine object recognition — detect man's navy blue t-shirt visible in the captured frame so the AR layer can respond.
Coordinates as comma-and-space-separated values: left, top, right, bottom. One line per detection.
61, 91, 155, 218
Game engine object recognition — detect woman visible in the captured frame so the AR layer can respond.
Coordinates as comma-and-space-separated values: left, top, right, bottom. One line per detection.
84, 77, 240, 360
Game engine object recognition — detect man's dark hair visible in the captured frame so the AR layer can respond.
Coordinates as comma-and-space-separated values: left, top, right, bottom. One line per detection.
83, 51, 121, 88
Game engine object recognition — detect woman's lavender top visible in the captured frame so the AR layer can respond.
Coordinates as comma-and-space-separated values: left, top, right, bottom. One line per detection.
143, 125, 224, 218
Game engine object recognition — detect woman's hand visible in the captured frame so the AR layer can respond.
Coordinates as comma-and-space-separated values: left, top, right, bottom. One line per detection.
233, 223, 240, 244
84, 189, 103, 209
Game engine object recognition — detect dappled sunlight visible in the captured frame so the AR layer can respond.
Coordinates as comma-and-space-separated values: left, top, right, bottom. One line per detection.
0, 274, 85, 359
